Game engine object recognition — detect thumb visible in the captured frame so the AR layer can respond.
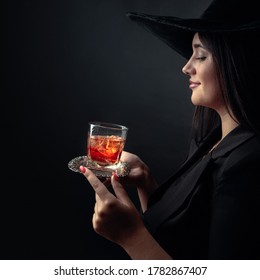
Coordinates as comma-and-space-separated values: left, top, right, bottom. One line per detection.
111, 173, 133, 205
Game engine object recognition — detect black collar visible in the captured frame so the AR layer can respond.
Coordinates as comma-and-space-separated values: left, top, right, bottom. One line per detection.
144, 126, 258, 232
210, 125, 256, 159
146, 125, 257, 211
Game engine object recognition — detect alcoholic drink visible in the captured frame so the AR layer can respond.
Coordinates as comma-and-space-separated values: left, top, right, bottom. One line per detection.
88, 135, 126, 166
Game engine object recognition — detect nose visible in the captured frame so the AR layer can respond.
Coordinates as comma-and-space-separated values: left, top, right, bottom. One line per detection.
182, 59, 192, 76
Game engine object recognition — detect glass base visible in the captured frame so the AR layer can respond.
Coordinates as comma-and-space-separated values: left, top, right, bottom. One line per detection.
68, 156, 130, 178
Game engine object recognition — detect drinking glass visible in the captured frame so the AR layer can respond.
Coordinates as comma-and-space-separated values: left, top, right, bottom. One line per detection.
87, 122, 128, 167
67, 121, 129, 177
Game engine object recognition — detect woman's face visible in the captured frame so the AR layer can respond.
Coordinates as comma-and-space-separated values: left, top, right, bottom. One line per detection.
182, 33, 225, 114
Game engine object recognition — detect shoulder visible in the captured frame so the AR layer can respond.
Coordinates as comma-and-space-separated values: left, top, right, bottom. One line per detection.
212, 134, 260, 195
211, 126, 260, 170
224, 134, 260, 169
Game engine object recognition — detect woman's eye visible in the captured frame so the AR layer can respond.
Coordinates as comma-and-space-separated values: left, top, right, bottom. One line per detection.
196, 56, 206, 61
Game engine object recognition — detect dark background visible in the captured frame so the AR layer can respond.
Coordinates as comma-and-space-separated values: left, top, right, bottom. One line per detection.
2, 0, 211, 259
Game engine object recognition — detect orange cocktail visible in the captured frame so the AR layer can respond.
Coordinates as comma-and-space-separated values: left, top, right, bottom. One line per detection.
88, 135, 126, 166
87, 122, 128, 167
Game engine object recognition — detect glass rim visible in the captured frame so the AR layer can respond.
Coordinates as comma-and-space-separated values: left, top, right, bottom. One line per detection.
88, 121, 128, 131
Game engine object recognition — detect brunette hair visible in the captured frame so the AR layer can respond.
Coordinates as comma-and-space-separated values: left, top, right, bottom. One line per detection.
191, 30, 260, 143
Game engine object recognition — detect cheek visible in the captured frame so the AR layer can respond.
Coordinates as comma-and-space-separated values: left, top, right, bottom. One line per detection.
192, 75, 222, 107
201, 68, 220, 99
202, 66, 216, 88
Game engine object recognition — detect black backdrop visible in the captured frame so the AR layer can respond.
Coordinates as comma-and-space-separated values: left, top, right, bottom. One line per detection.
2, 0, 211, 259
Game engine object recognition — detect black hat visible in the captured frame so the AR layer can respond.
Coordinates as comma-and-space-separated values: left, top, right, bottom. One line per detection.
127, 0, 260, 59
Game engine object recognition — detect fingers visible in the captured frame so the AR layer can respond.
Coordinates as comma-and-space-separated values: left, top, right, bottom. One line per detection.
80, 166, 133, 207
119, 151, 130, 161
102, 178, 112, 188
80, 166, 113, 201
111, 173, 133, 205
120, 151, 137, 163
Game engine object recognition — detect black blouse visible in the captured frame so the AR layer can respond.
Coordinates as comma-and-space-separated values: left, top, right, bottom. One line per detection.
143, 126, 260, 259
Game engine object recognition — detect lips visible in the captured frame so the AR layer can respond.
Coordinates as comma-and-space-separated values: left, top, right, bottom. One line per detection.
189, 80, 200, 89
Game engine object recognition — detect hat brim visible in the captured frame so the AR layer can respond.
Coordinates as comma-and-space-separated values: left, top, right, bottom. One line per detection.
127, 12, 260, 59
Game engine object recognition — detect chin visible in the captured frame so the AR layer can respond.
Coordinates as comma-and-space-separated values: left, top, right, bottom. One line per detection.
191, 95, 209, 107
191, 96, 201, 106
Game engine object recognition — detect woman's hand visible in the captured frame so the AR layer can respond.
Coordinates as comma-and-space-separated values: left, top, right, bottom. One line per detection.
119, 151, 158, 211
80, 166, 145, 246
80, 166, 172, 259
119, 151, 156, 186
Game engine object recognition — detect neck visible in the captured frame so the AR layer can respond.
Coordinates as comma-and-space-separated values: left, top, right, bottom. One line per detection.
207, 114, 239, 155
219, 112, 239, 140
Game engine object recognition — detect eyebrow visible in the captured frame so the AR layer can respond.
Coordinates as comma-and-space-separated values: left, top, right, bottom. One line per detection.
193, 43, 206, 50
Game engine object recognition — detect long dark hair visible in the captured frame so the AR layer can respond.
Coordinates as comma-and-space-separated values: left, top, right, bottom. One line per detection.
191, 30, 260, 143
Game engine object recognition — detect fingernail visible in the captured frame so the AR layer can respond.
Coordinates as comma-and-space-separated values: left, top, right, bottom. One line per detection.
80, 166, 86, 173
112, 172, 118, 180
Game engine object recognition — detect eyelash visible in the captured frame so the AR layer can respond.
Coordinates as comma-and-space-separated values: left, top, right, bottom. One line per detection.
196, 56, 206, 61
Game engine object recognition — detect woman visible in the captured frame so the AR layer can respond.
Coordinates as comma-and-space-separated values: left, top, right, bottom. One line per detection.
79, 0, 260, 259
